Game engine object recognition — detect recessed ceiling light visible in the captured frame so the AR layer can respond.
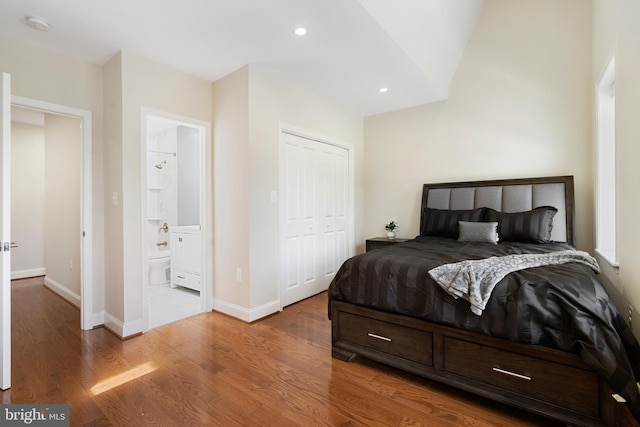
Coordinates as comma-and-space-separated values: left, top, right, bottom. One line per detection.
294, 27, 308, 36
25, 15, 51, 32
379, 87, 388, 93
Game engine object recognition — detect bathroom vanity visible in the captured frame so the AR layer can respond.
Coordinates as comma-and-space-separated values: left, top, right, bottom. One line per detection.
169, 226, 202, 291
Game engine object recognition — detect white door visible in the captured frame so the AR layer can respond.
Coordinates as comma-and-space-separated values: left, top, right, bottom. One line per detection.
280, 131, 349, 307
0, 72, 12, 389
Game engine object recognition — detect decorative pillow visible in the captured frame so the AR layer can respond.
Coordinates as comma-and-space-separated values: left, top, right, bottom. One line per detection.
458, 221, 499, 244
485, 206, 558, 243
422, 208, 485, 239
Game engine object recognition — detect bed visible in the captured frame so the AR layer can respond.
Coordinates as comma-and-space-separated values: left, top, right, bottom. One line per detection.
328, 176, 640, 426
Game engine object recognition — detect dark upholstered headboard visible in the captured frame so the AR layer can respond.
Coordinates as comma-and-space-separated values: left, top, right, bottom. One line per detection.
420, 176, 575, 245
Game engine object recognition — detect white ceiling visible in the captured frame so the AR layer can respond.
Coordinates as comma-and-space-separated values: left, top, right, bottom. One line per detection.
0, 0, 484, 116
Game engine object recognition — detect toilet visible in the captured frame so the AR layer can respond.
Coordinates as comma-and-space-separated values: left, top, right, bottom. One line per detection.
148, 250, 170, 286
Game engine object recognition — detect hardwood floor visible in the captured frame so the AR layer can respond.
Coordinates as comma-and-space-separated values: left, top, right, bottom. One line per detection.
4, 277, 563, 426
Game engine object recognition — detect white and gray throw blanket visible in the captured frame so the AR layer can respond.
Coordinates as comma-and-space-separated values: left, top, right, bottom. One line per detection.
429, 250, 600, 316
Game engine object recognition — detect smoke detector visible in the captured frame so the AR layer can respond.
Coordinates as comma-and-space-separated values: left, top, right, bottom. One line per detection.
25, 16, 51, 32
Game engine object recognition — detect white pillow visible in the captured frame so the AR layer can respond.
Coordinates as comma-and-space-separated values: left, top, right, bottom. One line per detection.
458, 221, 499, 244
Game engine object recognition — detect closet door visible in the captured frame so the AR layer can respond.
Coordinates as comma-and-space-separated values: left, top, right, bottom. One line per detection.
280, 131, 350, 307
316, 142, 348, 291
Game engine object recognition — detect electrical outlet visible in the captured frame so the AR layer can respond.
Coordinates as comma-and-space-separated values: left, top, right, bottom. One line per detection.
629, 305, 634, 330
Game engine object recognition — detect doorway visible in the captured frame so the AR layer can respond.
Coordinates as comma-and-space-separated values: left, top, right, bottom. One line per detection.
279, 128, 353, 307
141, 109, 210, 330
10, 96, 93, 330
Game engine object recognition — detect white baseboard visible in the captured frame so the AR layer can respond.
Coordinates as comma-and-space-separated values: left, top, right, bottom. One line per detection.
103, 312, 143, 339
123, 319, 143, 337
213, 298, 280, 322
103, 312, 124, 337
43, 276, 80, 308
92, 311, 105, 328
11, 268, 46, 280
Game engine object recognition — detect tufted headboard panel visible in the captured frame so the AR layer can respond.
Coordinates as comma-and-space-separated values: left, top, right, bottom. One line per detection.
420, 176, 575, 245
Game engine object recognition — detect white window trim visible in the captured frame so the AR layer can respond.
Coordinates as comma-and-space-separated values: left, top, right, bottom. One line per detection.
595, 55, 618, 269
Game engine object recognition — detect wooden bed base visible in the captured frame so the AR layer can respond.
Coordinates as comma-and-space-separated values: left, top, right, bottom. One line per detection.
331, 300, 632, 427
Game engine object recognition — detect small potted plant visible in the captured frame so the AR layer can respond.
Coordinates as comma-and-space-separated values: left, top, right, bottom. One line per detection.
385, 220, 399, 239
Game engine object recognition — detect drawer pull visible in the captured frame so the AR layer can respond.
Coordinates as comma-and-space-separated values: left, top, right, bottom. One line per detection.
177, 275, 185, 279
492, 367, 531, 381
367, 332, 392, 342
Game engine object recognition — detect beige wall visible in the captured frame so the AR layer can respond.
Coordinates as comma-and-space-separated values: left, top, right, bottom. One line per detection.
363, 0, 593, 249
10, 122, 45, 275
212, 66, 251, 309
592, 0, 640, 335
0, 34, 106, 319
44, 114, 81, 297
212, 65, 364, 320
102, 53, 125, 323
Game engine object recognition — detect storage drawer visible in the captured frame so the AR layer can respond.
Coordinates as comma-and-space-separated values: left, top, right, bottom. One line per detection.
172, 270, 201, 291
443, 337, 599, 416
339, 312, 433, 366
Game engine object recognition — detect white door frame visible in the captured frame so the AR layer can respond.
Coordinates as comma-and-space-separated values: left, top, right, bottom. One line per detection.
278, 124, 355, 309
140, 107, 212, 331
11, 95, 94, 330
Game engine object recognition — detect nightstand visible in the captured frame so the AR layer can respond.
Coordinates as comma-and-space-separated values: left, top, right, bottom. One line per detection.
365, 237, 411, 252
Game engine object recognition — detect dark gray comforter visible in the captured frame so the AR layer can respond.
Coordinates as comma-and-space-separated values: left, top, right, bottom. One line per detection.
328, 236, 640, 420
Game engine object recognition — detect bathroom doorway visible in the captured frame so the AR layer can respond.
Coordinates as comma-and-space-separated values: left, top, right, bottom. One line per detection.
141, 109, 211, 330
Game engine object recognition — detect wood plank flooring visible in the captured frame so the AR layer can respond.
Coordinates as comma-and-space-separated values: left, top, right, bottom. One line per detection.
4, 277, 563, 426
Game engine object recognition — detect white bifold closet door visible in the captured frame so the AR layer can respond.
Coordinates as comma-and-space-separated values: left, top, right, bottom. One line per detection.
280, 131, 349, 308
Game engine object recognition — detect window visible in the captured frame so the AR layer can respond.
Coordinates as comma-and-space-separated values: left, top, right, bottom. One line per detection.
595, 56, 617, 266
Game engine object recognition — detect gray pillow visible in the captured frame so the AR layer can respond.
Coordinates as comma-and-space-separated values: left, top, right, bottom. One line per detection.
458, 221, 499, 244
